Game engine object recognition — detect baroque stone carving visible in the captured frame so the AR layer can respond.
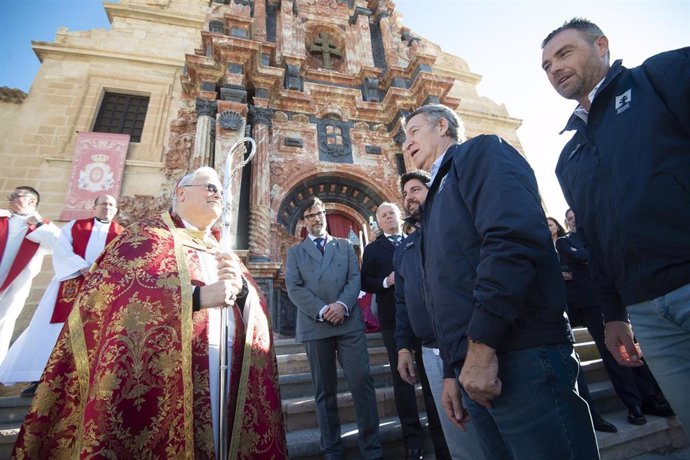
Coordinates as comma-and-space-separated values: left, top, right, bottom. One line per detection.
249, 106, 273, 126
284, 64, 303, 91
195, 98, 217, 118
284, 137, 304, 147
218, 110, 244, 130
116, 195, 170, 227
362, 77, 380, 102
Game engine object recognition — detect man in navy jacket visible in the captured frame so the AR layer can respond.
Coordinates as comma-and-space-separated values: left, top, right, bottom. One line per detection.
402, 103, 598, 459
542, 18, 690, 428
394, 171, 487, 460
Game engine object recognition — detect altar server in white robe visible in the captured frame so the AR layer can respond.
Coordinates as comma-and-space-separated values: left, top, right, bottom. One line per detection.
0, 186, 60, 365
0, 195, 123, 396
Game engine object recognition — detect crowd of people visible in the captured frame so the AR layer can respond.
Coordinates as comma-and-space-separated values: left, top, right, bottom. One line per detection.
0, 17, 687, 460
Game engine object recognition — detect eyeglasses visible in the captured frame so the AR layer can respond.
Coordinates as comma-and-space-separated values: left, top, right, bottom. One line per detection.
182, 183, 223, 196
304, 210, 326, 221
7, 193, 34, 201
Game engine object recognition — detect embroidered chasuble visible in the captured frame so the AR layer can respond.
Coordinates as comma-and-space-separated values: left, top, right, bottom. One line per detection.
12, 212, 287, 459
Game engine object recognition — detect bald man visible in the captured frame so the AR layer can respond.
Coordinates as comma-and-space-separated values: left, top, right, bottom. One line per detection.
0, 195, 124, 396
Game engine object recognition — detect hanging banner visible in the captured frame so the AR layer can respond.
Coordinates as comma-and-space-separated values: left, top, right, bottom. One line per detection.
59, 132, 130, 220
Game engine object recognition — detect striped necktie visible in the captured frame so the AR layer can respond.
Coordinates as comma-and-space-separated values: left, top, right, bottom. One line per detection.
314, 237, 325, 254
388, 235, 402, 247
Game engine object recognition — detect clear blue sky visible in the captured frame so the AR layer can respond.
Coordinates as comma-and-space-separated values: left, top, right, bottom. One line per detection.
0, 0, 110, 91
1, 0, 688, 218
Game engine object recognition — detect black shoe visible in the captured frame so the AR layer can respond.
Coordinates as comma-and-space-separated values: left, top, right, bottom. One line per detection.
641, 398, 676, 417
20, 381, 39, 398
405, 448, 424, 460
628, 406, 647, 425
592, 414, 618, 433
434, 448, 452, 460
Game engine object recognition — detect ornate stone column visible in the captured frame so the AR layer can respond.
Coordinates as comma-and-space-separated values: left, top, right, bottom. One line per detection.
193, 98, 217, 169
248, 106, 273, 262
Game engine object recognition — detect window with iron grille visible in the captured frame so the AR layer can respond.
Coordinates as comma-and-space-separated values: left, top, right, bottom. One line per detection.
93, 92, 149, 143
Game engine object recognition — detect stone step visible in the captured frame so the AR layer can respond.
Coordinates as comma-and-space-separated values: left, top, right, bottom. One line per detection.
287, 413, 436, 460
599, 410, 688, 459
574, 340, 601, 362
283, 384, 425, 432
573, 327, 593, 344
274, 332, 385, 356
0, 398, 30, 427
286, 410, 688, 460
588, 379, 626, 415
0, 425, 19, 460
277, 346, 389, 374
279, 364, 394, 399
582, 358, 611, 384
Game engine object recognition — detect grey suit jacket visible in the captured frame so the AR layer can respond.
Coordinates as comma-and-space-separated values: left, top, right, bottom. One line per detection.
286, 235, 364, 342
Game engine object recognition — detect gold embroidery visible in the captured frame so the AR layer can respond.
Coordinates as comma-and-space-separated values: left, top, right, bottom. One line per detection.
163, 212, 196, 457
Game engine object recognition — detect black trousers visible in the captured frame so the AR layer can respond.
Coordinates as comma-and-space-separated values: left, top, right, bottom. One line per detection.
580, 306, 659, 409
381, 328, 449, 455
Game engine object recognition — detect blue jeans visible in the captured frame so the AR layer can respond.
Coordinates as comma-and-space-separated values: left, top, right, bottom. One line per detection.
422, 347, 491, 460
627, 282, 690, 429
458, 344, 600, 460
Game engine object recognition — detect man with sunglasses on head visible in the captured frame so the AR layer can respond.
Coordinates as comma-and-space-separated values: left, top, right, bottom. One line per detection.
286, 197, 382, 460
0, 186, 60, 364
13, 168, 287, 459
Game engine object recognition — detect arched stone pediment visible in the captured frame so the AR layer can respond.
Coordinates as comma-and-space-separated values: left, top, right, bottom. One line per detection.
277, 174, 386, 234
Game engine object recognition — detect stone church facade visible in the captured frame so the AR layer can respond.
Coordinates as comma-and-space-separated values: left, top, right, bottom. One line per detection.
0, 0, 522, 335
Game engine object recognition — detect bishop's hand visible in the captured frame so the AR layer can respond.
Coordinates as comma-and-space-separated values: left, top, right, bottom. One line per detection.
199, 252, 244, 308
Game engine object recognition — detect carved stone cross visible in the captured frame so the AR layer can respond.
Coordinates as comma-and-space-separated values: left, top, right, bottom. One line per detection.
310, 32, 342, 70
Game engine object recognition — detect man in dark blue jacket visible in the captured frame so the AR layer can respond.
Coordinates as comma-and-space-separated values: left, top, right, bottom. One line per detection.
402, 103, 598, 459
394, 171, 487, 460
542, 18, 690, 429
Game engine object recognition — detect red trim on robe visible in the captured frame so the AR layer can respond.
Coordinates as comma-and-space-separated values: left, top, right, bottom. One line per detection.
51, 219, 124, 323
0, 217, 46, 293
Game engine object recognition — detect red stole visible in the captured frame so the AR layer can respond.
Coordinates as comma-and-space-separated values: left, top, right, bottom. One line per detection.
51, 218, 124, 323
0, 215, 44, 293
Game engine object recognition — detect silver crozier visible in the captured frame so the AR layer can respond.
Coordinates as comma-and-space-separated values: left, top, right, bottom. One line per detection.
218, 136, 256, 460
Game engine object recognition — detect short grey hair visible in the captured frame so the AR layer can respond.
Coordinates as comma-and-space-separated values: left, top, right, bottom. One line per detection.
172, 166, 219, 212
403, 104, 466, 142
376, 202, 401, 220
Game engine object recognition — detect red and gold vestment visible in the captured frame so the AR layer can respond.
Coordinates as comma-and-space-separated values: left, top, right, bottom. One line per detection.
12, 212, 287, 459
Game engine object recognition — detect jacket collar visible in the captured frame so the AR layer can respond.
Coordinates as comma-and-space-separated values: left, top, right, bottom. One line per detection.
561, 59, 625, 134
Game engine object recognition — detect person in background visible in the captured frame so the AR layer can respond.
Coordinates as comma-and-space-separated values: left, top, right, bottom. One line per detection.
557, 208, 674, 426
361, 202, 441, 460
0, 194, 124, 397
286, 197, 382, 460
548, 216, 617, 432
0, 186, 60, 363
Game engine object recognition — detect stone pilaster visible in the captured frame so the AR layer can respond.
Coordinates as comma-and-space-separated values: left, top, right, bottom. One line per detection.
377, 12, 396, 69
192, 98, 217, 169
248, 106, 273, 262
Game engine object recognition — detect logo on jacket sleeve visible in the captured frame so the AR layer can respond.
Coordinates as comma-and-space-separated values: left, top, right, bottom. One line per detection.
615, 89, 632, 114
